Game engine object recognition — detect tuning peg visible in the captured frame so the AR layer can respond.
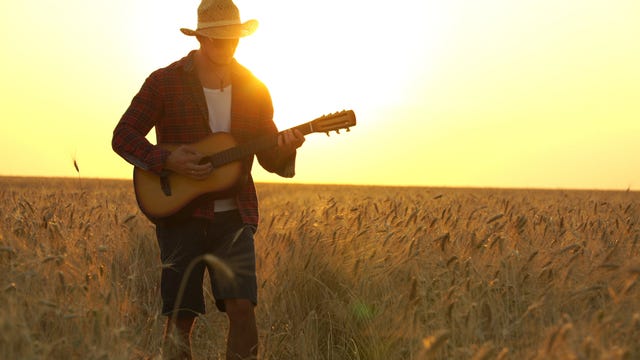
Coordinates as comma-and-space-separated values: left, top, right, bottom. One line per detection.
325, 132, 330, 137
336, 129, 341, 134
346, 127, 351, 132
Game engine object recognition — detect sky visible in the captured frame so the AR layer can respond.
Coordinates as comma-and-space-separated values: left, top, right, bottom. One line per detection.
1, 0, 639, 190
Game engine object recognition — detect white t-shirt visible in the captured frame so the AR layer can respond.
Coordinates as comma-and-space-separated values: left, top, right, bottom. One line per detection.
203, 85, 237, 212
203, 85, 232, 132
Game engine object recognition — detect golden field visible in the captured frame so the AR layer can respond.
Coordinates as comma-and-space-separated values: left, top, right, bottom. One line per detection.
0, 177, 638, 359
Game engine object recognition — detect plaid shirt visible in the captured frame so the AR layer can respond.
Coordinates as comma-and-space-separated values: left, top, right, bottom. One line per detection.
112, 51, 295, 226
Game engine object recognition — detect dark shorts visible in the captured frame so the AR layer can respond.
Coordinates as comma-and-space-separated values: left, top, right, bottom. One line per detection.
155, 210, 257, 316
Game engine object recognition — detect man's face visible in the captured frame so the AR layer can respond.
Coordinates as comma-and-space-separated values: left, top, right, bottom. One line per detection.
201, 37, 239, 65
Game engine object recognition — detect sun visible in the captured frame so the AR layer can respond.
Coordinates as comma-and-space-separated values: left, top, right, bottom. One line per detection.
232, 1, 435, 131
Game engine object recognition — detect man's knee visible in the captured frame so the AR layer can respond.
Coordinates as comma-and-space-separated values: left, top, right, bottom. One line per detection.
225, 298, 255, 322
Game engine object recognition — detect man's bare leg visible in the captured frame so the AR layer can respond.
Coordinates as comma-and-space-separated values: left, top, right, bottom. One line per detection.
163, 315, 196, 360
224, 299, 258, 359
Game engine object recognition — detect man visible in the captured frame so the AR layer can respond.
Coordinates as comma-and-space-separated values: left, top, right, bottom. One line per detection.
112, 0, 304, 358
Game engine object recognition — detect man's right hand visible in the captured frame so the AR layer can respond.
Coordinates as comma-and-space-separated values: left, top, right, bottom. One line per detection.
164, 145, 213, 180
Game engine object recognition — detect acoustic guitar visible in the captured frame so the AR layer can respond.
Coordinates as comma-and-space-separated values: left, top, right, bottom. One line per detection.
133, 110, 356, 219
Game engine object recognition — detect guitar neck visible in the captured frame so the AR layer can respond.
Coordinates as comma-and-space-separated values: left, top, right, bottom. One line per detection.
206, 123, 313, 168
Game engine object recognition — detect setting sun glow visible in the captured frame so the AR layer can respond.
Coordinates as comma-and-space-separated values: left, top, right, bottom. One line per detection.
0, 0, 638, 190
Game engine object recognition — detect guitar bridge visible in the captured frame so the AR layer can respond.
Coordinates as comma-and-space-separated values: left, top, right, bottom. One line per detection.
160, 171, 172, 196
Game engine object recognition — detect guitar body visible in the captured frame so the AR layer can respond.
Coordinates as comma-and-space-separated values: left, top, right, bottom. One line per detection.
131, 109, 356, 221
134, 132, 244, 219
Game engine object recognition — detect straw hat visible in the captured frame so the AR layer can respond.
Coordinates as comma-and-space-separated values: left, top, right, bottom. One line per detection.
180, 0, 258, 39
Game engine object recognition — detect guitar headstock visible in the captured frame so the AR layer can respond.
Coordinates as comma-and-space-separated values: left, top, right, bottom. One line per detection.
310, 110, 356, 136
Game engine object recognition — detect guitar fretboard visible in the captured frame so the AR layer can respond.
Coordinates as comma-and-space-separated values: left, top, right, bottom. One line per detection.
205, 123, 314, 168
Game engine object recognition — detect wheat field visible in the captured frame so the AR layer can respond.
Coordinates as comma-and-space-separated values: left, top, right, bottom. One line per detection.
0, 177, 638, 359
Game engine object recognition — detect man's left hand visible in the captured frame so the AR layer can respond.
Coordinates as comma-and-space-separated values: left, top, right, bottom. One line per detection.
277, 129, 305, 155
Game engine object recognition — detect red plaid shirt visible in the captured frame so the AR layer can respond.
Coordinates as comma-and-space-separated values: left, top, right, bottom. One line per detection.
112, 51, 295, 226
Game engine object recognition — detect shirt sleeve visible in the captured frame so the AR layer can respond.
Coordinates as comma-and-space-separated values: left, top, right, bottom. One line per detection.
253, 87, 297, 178
112, 73, 171, 175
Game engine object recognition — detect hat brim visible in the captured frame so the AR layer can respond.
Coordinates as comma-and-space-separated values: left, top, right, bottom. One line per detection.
180, 19, 258, 39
